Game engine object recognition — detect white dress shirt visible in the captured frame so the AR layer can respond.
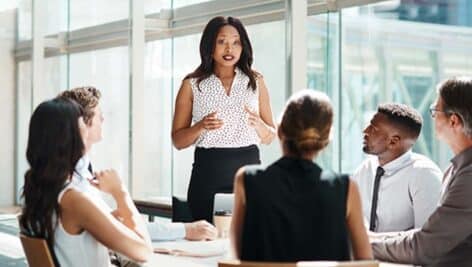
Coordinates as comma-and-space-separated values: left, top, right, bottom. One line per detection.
352, 150, 442, 232
74, 155, 186, 241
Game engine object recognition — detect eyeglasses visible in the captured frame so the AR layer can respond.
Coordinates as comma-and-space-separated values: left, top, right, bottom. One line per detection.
429, 106, 449, 118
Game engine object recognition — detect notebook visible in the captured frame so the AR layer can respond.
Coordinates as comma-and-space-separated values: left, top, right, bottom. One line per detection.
154, 239, 227, 258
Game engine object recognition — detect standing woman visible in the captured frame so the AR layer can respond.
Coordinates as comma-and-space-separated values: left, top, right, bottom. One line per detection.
172, 16, 276, 222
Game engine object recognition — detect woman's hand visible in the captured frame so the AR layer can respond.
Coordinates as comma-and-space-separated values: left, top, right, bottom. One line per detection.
245, 106, 275, 144
245, 106, 264, 131
198, 111, 224, 131
91, 169, 126, 198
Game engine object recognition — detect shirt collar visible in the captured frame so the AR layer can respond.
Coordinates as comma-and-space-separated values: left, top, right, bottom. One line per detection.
451, 146, 472, 171
376, 150, 413, 176
233, 67, 241, 76
74, 154, 92, 182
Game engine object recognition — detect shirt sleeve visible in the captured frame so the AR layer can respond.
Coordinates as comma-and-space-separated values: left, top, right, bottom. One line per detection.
147, 221, 186, 241
409, 166, 442, 228
371, 168, 472, 265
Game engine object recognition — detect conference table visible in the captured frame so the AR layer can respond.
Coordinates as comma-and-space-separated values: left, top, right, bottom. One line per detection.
146, 239, 413, 267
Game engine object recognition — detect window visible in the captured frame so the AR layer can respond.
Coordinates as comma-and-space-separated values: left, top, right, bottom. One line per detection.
69, 0, 128, 30
16, 0, 471, 207
69, 47, 130, 185
307, 13, 340, 171
133, 39, 173, 200
16, 61, 32, 202
338, 1, 472, 171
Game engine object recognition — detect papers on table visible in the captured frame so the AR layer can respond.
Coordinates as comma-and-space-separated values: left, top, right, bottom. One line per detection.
154, 239, 227, 258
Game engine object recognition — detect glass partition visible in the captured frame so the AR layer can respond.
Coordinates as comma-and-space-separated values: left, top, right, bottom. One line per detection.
69, 47, 131, 185
339, 0, 472, 171
14, 0, 472, 206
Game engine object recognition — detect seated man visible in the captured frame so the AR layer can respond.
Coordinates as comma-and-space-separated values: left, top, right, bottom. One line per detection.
353, 103, 442, 232
58, 86, 216, 242
371, 77, 472, 266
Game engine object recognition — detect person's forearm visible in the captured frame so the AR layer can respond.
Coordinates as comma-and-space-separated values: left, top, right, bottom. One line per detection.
172, 123, 204, 149
255, 123, 275, 144
147, 222, 185, 241
113, 190, 152, 245
371, 230, 427, 264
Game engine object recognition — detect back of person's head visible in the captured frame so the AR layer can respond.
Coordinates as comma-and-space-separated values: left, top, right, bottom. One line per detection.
377, 103, 423, 141
20, 98, 85, 248
279, 90, 333, 157
438, 77, 472, 137
185, 16, 257, 91
58, 86, 101, 126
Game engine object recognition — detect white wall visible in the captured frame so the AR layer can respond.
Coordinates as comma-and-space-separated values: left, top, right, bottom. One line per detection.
0, 9, 16, 206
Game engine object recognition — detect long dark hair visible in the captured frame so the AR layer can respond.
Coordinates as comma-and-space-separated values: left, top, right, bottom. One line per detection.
184, 16, 258, 91
20, 98, 85, 249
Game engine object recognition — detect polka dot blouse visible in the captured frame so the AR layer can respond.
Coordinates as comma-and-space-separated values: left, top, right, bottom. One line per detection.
191, 68, 260, 148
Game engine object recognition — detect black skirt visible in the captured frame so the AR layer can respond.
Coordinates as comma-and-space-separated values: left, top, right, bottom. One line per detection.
187, 145, 260, 222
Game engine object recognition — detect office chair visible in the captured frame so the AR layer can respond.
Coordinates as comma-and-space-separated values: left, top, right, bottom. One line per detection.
19, 233, 56, 267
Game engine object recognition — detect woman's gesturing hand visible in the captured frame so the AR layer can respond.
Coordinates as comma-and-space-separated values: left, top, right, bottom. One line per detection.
245, 106, 263, 130
199, 111, 224, 130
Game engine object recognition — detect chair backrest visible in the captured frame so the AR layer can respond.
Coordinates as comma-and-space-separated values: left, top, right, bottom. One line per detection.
213, 193, 234, 215
172, 195, 194, 222
219, 260, 379, 267
19, 233, 56, 267
298, 261, 379, 267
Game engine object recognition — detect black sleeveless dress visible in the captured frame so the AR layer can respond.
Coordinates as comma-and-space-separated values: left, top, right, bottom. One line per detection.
241, 156, 350, 262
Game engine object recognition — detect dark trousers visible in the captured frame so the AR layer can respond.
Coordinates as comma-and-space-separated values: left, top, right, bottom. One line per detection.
187, 145, 260, 223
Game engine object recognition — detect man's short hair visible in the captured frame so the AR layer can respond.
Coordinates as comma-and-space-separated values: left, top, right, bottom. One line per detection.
438, 77, 472, 137
58, 86, 101, 125
378, 103, 423, 139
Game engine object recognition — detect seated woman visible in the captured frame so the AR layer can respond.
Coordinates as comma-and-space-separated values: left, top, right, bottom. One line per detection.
231, 90, 372, 262
19, 98, 152, 266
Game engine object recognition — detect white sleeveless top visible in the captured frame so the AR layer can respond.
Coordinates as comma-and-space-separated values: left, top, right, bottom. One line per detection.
53, 171, 111, 267
191, 68, 260, 148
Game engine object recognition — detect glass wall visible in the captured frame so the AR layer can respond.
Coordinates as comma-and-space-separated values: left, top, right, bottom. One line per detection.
247, 20, 286, 165
145, 0, 171, 15
140, 39, 173, 199
69, 47, 131, 185
173, 0, 214, 9
45, 0, 68, 35
16, 61, 32, 202
307, 13, 340, 171
69, 0, 129, 30
338, 0, 472, 171
14, 0, 472, 207
17, 0, 31, 41
171, 33, 201, 197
